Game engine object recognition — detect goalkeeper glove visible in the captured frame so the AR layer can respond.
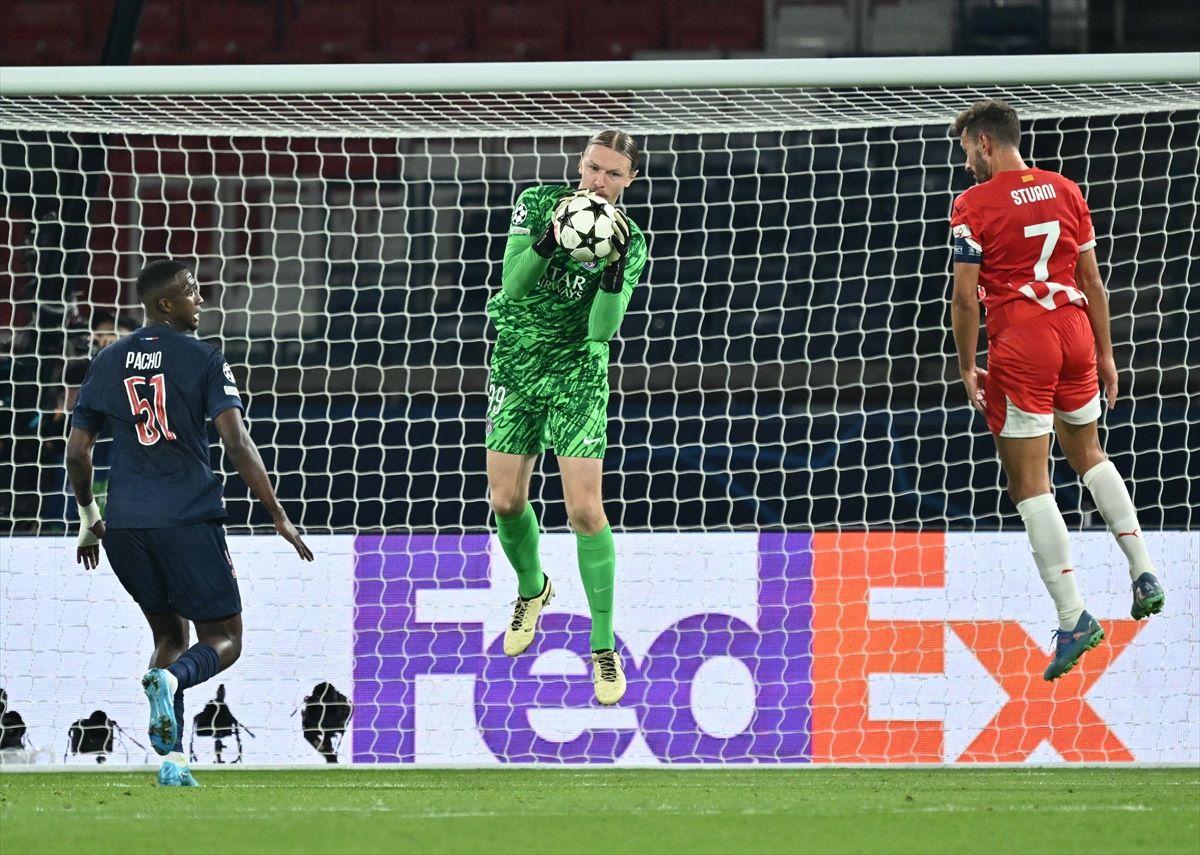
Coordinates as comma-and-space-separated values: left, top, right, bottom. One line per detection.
532, 222, 558, 258
599, 208, 631, 294
533, 189, 592, 258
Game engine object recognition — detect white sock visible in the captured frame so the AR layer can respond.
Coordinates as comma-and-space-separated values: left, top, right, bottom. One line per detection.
165, 750, 187, 766
1082, 460, 1155, 581
1017, 493, 1085, 631
164, 669, 179, 695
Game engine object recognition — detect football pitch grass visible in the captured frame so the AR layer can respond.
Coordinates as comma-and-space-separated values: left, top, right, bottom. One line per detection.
2, 767, 1197, 854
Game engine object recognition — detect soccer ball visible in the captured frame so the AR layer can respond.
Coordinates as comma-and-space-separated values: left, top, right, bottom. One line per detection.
555, 192, 618, 264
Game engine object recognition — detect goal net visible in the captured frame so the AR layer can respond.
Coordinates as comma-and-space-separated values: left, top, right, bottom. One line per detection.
1, 58, 1197, 766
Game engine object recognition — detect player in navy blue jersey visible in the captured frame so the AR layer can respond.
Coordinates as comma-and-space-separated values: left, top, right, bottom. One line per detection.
66, 259, 313, 786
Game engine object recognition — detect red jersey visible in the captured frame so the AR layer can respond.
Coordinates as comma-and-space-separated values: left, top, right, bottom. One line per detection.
950, 167, 1096, 339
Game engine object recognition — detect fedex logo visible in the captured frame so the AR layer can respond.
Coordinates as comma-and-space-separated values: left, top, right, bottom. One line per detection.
351, 532, 1197, 765
810, 533, 1158, 763
352, 533, 812, 763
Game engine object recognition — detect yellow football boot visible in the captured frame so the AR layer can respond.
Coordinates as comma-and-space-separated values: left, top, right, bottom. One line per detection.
503, 576, 554, 656
591, 649, 626, 705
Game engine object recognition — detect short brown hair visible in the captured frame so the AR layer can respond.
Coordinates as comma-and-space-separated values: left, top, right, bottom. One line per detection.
951, 99, 1021, 147
584, 129, 640, 174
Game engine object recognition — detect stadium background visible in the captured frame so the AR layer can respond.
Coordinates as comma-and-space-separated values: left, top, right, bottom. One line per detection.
0, 0, 1198, 779
3, 0, 1197, 537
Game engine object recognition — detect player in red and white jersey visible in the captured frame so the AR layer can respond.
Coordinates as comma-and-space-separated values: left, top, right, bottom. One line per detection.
948, 99, 1164, 681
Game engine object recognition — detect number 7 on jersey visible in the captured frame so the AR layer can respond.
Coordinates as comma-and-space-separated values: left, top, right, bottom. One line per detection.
1023, 220, 1061, 282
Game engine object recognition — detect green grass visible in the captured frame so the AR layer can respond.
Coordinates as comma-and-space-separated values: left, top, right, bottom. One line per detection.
2, 768, 1197, 854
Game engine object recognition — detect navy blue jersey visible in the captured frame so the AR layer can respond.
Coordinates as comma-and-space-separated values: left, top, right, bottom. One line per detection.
71, 324, 244, 529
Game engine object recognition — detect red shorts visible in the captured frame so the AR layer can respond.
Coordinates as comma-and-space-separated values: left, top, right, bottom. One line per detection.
985, 306, 1100, 437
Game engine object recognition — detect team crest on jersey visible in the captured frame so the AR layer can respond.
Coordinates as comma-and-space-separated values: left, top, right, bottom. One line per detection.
511, 203, 528, 226
581, 260, 598, 270
223, 362, 236, 384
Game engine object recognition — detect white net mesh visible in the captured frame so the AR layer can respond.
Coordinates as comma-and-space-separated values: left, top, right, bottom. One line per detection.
1, 80, 1196, 765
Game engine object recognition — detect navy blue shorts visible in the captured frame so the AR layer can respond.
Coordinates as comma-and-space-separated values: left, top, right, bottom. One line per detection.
103, 521, 242, 621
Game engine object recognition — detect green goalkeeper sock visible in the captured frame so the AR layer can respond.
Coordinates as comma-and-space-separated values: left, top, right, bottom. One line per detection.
496, 503, 545, 600
576, 525, 616, 651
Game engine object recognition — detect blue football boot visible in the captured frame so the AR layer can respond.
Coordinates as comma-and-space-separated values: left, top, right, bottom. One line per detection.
158, 759, 201, 787
1130, 572, 1165, 620
1043, 611, 1105, 681
141, 669, 178, 756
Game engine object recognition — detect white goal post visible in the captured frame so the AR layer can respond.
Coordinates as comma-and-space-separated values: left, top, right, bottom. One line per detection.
1, 54, 1196, 767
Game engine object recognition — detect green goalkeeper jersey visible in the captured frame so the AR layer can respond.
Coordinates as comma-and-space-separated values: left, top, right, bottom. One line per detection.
487, 184, 647, 349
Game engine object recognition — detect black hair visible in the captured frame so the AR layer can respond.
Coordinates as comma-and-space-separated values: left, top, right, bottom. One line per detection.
135, 259, 188, 306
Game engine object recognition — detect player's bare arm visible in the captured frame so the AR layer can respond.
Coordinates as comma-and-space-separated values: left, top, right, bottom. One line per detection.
213, 408, 313, 561
1077, 248, 1118, 407
951, 261, 986, 414
65, 426, 103, 569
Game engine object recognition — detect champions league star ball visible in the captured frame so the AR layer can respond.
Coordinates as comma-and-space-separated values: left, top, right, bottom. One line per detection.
556, 192, 618, 264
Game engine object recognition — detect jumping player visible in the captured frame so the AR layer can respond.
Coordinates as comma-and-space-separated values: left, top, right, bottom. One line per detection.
949, 99, 1164, 681
67, 260, 313, 785
486, 130, 648, 705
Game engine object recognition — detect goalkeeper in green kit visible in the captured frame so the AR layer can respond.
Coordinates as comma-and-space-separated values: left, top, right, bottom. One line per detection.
485, 130, 647, 705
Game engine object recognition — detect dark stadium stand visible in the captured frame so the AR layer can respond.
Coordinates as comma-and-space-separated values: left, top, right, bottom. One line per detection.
184, 0, 281, 64
0, 0, 763, 66
128, 0, 184, 64
2, 109, 1195, 533
0, 0, 98, 66
2, 3, 1196, 536
667, 0, 763, 53
565, 1, 667, 60
473, 0, 569, 62
374, 0, 473, 62
284, 0, 375, 63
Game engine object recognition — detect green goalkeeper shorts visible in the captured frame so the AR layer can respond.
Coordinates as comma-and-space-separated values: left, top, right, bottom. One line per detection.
485, 332, 610, 459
